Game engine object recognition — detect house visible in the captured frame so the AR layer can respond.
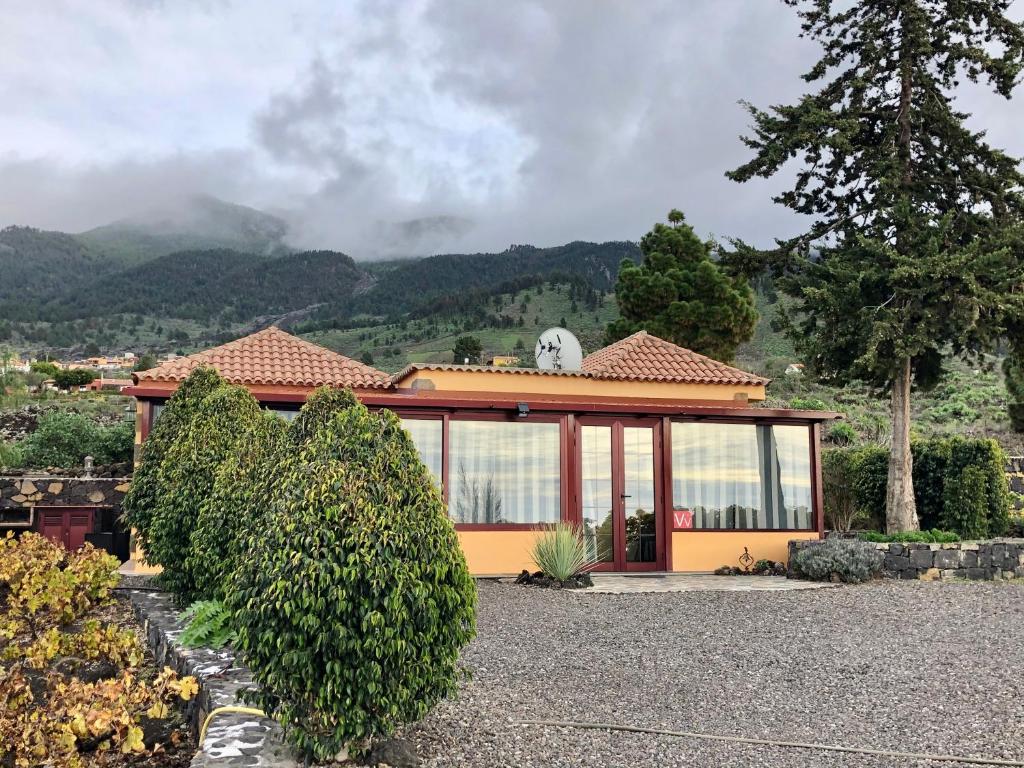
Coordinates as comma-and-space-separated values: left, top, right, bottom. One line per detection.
488, 355, 520, 367
785, 363, 805, 376
87, 377, 133, 392
125, 327, 837, 575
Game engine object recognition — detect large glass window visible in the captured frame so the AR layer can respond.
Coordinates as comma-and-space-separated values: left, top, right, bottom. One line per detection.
400, 418, 443, 486
671, 422, 813, 530
448, 420, 561, 524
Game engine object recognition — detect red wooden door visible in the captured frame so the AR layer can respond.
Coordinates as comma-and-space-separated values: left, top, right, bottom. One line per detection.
575, 417, 665, 571
34, 507, 95, 552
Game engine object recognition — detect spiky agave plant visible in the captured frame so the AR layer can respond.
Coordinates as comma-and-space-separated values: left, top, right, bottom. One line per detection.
530, 522, 597, 582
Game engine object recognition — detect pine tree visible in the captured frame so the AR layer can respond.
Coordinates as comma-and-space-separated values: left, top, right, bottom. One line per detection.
727, 0, 1024, 532
605, 210, 758, 362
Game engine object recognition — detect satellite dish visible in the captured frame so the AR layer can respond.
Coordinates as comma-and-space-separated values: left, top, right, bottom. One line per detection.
535, 327, 583, 371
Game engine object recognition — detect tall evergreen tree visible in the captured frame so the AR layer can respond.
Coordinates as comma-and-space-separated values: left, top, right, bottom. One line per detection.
728, 0, 1024, 531
606, 210, 757, 363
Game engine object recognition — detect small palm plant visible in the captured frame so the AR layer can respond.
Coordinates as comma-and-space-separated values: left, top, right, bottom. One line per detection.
530, 522, 597, 582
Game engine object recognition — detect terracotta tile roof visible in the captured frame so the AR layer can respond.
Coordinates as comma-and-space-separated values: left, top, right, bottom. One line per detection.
582, 331, 768, 386
393, 332, 767, 388
391, 362, 591, 381
134, 327, 391, 389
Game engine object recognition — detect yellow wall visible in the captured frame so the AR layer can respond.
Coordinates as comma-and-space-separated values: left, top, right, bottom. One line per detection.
671, 531, 820, 572
398, 369, 765, 402
457, 529, 546, 575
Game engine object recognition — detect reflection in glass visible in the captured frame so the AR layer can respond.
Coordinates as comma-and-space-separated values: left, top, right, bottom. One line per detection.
400, 418, 443, 486
580, 426, 613, 562
671, 422, 812, 530
448, 420, 560, 524
623, 427, 656, 562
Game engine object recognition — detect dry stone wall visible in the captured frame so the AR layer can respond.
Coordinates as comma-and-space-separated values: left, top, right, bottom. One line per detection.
789, 538, 1024, 581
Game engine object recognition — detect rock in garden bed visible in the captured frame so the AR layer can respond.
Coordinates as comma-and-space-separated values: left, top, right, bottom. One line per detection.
513, 569, 594, 589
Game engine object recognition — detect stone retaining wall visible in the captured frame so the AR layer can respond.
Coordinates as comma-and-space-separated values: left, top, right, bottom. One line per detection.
127, 590, 299, 768
788, 538, 1024, 581
0, 475, 130, 510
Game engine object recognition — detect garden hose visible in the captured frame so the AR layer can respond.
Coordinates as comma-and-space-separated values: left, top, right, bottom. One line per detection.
516, 719, 1024, 767
198, 706, 267, 747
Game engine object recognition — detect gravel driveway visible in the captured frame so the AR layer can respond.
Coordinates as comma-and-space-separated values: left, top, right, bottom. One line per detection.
405, 579, 1024, 768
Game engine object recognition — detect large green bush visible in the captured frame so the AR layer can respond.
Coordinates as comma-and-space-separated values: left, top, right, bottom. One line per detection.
286, 385, 358, 444
122, 367, 224, 551
187, 410, 288, 601
147, 383, 264, 602
823, 437, 1011, 538
229, 398, 476, 760
911, 439, 951, 530
18, 411, 133, 468
941, 465, 989, 539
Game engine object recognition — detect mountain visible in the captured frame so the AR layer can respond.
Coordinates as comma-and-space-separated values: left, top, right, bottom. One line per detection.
0, 226, 117, 320
343, 240, 640, 320
46, 249, 366, 323
76, 195, 291, 265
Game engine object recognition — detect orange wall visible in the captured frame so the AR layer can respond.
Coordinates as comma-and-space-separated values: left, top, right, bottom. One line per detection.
671, 531, 819, 572
398, 369, 765, 402
456, 529, 545, 575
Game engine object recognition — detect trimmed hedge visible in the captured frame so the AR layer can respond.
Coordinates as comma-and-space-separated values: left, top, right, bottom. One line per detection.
147, 382, 264, 602
287, 385, 358, 445
122, 367, 224, 551
228, 396, 476, 759
822, 437, 1011, 537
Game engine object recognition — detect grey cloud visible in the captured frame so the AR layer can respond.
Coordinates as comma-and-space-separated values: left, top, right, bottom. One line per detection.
3, 0, 1024, 259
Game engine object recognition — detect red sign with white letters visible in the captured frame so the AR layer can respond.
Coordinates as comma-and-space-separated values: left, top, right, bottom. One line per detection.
673, 508, 694, 530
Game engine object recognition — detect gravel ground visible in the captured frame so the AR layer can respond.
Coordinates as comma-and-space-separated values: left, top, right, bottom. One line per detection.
404, 579, 1024, 768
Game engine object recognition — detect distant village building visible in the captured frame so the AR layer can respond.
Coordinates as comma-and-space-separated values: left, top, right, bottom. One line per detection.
785, 363, 805, 376
87, 377, 132, 392
488, 355, 520, 367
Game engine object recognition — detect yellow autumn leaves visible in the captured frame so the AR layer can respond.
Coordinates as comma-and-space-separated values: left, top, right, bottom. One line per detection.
0, 533, 199, 766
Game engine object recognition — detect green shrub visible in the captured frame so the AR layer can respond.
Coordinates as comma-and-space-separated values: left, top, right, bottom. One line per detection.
17, 411, 133, 468
826, 438, 1011, 538
531, 522, 596, 581
941, 465, 989, 539
947, 437, 1010, 536
0, 441, 22, 469
858, 529, 959, 543
148, 383, 263, 603
187, 410, 287, 601
228, 398, 476, 760
123, 367, 224, 552
911, 439, 951, 530
789, 396, 829, 411
792, 539, 882, 583
825, 421, 856, 446
822, 448, 863, 531
179, 600, 236, 649
851, 446, 888, 530
287, 386, 358, 445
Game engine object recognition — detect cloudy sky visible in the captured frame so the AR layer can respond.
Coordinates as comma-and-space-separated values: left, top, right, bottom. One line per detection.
2, 0, 1023, 258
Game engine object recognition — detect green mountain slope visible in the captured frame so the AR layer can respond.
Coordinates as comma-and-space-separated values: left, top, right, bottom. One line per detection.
46, 249, 365, 323
0, 226, 117, 320
341, 240, 640, 321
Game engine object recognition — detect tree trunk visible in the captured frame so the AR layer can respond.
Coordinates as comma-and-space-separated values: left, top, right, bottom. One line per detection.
886, 357, 919, 532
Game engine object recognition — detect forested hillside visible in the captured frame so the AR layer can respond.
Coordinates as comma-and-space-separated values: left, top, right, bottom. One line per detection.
0, 226, 117, 319
45, 249, 364, 323
328, 241, 639, 323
